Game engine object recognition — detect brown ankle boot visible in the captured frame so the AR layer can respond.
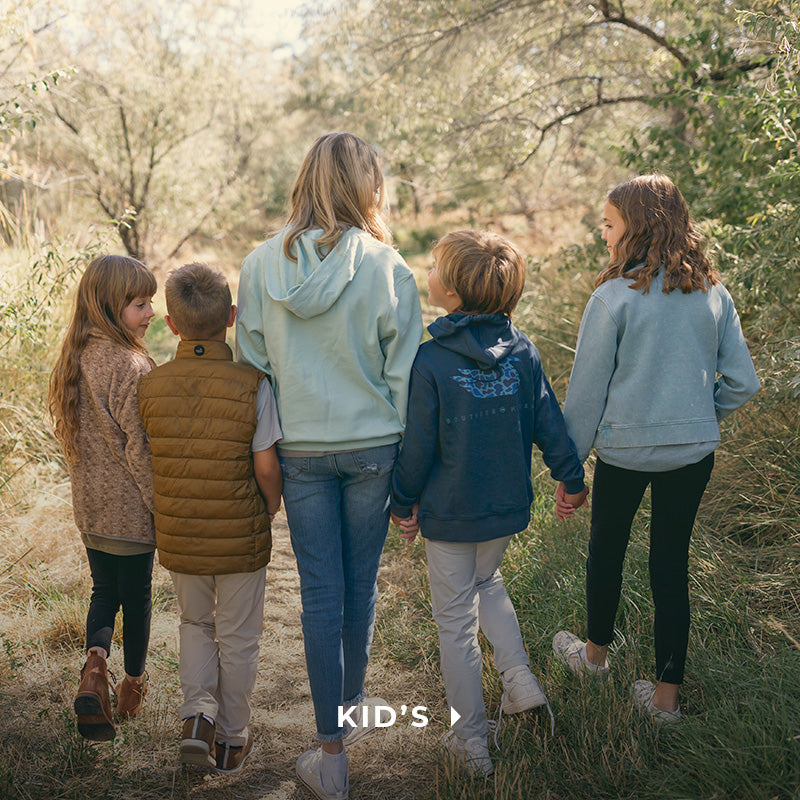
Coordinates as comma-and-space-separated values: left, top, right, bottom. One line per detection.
74, 652, 115, 741
116, 673, 148, 719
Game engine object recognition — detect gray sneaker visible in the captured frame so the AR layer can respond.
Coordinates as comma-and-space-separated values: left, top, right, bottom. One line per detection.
632, 680, 681, 724
443, 730, 494, 776
552, 630, 610, 680
341, 696, 388, 747
500, 665, 547, 714
296, 747, 349, 800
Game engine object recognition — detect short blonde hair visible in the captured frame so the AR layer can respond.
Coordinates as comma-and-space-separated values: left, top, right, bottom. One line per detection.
165, 262, 231, 339
283, 132, 392, 260
433, 230, 526, 316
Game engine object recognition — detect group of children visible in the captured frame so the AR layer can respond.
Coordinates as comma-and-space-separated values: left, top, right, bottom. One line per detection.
49, 258, 283, 772
48, 158, 759, 793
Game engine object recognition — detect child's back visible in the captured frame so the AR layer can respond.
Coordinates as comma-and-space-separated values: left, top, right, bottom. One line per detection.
71, 333, 155, 545
393, 312, 584, 541
138, 341, 271, 574
136, 262, 281, 775
390, 231, 585, 776
48, 254, 158, 741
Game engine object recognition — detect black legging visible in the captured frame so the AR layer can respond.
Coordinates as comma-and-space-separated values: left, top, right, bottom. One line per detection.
585, 453, 714, 685
85, 548, 154, 677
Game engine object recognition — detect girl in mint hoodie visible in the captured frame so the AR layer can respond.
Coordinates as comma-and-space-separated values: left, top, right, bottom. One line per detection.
236, 132, 422, 800
553, 174, 760, 722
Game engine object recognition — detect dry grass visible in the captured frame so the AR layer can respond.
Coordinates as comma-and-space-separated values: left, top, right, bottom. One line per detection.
2, 215, 798, 800
0, 486, 445, 800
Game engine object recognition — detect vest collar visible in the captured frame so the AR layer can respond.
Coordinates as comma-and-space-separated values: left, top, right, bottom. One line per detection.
175, 340, 234, 361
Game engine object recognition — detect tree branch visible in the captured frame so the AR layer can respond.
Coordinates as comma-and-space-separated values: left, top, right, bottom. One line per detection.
595, 3, 695, 76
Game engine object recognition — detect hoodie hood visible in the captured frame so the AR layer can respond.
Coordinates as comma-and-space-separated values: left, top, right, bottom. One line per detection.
427, 313, 519, 369
263, 227, 365, 319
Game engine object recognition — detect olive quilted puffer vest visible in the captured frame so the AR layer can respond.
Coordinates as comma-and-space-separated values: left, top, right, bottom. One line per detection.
138, 340, 270, 575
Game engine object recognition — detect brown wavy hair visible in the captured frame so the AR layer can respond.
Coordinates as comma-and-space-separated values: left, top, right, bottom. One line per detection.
283, 132, 392, 261
595, 173, 719, 293
48, 255, 156, 464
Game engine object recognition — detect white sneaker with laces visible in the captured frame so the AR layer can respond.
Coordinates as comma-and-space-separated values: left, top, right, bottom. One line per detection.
552, 630, 610, 680
340, 696, 388, 747
501, 665, 547, 713
493, 665, 555, 738
296, 748, 349, 800
632, 680, 681, 724
443, 730, 494, 776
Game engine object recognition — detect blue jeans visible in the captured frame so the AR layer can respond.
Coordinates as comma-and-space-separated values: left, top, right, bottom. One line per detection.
279, 444, 397, 741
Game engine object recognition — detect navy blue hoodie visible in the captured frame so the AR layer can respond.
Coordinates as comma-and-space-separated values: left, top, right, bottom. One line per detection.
390, 313, 585, 542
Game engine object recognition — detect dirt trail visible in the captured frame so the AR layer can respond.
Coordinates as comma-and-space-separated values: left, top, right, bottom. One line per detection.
152, 513, 436, 800
1, 491, 437, 799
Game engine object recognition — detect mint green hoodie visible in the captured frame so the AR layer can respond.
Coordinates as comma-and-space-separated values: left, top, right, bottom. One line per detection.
236, 227, 423, 452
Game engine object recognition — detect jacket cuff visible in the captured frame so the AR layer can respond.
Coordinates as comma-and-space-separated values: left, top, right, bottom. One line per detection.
389, 501, 414, 519
563, 478, 586, 495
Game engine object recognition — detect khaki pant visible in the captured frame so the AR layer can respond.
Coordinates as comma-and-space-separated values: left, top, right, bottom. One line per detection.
171, 568, 266, 746
425, 536, 529, 741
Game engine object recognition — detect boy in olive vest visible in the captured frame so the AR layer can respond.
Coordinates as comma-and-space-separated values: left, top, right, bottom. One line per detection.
138, 262, 282, 774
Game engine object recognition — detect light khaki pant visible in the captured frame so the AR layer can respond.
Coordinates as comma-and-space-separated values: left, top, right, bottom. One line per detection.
425, 536, 529, 741
171, 568, 266, 746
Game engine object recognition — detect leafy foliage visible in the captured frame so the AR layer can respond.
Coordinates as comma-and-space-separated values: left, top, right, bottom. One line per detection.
296, 2, 771, 213
617, 3, 800, 544
32, 0, 281, 263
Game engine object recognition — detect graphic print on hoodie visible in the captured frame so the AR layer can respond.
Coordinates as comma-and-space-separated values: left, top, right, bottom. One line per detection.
452, 356, 521, 399
390, 313, 585, 543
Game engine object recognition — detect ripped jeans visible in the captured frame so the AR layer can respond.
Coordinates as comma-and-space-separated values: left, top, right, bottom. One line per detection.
279, 444, 397, 741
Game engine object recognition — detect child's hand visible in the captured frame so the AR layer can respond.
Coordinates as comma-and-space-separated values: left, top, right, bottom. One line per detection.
555, 482, 589, 521
391, 505, 420, 541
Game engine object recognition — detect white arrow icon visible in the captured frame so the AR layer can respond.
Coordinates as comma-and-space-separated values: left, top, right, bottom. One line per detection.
450, 707, 461, 727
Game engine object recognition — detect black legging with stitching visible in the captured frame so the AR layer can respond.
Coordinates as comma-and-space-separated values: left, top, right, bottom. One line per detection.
585, 453, 714, 684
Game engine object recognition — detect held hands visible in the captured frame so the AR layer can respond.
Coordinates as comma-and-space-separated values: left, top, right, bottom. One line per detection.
555, 481, 589, 521
391, 504, 420, 541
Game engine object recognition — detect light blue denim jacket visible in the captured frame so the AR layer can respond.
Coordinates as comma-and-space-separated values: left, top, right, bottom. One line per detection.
236, 227, 423, 452
563, 272, 760, 471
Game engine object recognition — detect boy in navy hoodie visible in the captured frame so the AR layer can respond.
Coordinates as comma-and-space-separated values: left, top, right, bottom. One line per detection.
390, 230, 587, 776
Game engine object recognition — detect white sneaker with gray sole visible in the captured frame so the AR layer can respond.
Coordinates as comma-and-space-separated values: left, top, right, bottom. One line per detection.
443, 730, 494, 776
632, 679, 681, 724
340, 696, 388, 747
552, 630, 610, 680
296, 747, 349, 800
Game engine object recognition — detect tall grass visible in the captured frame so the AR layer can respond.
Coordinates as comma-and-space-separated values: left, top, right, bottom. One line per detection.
378, 466, 800, 800
371, 248, 800, 799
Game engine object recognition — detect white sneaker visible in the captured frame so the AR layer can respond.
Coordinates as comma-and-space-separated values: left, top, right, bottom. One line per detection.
296, 748, 349, 800
340, 696, 388, 747
632, 680, 681, 724
443, 730, 494, 776
552, 630, 610, 680
501, 666, 548, 714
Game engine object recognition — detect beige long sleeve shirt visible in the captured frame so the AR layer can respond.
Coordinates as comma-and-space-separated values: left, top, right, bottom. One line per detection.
69, 333, 155, 553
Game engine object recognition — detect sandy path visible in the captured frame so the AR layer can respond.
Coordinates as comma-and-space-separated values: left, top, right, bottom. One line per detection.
1, 492, 438, 800
163, 513, 437, 800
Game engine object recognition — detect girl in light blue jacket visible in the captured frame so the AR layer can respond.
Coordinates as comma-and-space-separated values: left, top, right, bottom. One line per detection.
236, 132, 422, 800
553, 174, 759, 722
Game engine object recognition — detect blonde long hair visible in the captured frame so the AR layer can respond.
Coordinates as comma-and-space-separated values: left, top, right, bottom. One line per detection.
283, 132, 392, 260
48, 255, 156, 464
595, 174, 719, 293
